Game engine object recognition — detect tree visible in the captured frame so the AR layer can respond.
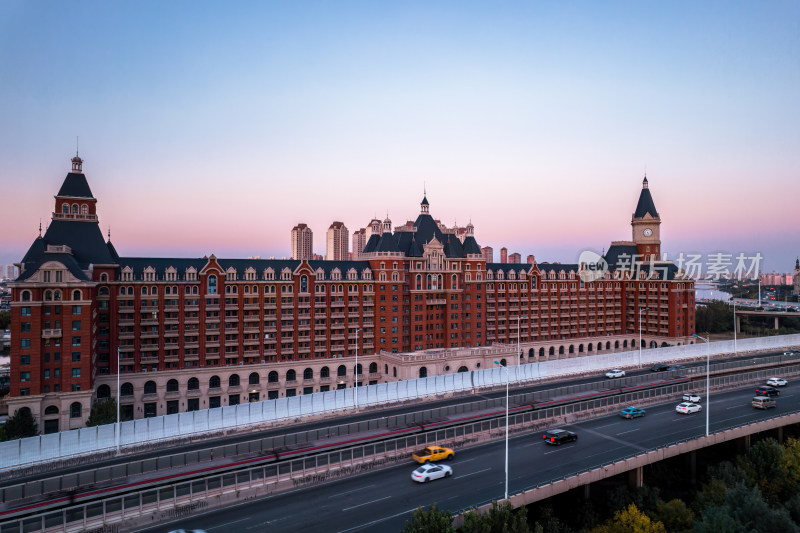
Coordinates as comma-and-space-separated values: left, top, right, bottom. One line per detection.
590, 503, 666, 533
401, 504, 456, 533
86, 398, 118, 427
461, 501, 531, 533
3, 408, 38, 440
651, 499, 693, 533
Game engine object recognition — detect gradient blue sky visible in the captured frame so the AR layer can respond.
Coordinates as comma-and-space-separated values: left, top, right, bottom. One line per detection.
1, 1, 798, 274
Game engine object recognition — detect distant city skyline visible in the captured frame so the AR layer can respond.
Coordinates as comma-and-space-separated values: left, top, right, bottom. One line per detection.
1, 1, 798, 272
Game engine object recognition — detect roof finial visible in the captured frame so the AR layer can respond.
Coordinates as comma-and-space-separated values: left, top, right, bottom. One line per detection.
39, 219, 42, 238
76, 136, 79, 157
108, 226, 111, 241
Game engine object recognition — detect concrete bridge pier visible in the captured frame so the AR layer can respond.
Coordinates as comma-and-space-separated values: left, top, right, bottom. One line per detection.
738, 434, 751, 454
776, 317, 780, 330
689, 451, 697, 484
777, 426, 784, 444
584, 484, 590, 499
628, 467, 643, 488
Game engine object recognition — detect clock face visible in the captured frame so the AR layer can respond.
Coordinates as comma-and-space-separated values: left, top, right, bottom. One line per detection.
643, 228, 653, 237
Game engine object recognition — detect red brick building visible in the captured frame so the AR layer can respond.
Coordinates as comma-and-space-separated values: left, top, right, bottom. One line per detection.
8, 158, 694, 431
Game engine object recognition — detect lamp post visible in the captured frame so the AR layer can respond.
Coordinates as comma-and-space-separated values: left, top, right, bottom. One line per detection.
355, 328, 362, 410
692, 333, 710, 437
493, 360, 509, 500
732, 300, 737, 354
116, 346, 120, 453
638, 307, 650, 368
516, 314, 528, 366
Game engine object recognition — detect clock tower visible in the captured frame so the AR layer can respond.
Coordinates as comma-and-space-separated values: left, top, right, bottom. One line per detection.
631, 177, 661, 261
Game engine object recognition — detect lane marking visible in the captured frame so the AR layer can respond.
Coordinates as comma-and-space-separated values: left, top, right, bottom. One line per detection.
342, 495, 391, 511
329, 484, 376, 498
616, 429, 640, 436
456, 467, 491, 479
336, 507, 420, 533
211, 518, 250, 530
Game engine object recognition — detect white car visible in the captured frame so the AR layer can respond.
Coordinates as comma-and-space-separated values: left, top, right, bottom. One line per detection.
605, 369, 626, 378
682, 393, 701, 403
676, 402, 702, 414
411, 463, 453, 483
767, 377, 788, 387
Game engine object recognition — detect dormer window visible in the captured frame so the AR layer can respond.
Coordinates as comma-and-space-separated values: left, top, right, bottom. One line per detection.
72, 204, 79, 214
62, 204, 69, 214
81, 205, 88, 215
265, 268, 275, 281
208, 274, 217, 294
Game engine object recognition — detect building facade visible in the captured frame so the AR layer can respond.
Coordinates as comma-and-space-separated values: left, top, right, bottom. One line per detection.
290, 223, 313, 260
8, 159, 695, 431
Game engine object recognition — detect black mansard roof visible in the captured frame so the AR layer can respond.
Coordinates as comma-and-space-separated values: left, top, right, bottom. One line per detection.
56, 172, 95, 199
362, 211, 482, 259
116, 257, 373, 282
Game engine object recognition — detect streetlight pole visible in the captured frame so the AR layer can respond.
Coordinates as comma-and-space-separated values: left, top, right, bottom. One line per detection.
693, 333, 710, 437
494, 360, 509, 500
639, 307, 649, 368
355, 328, 362, 411
733, 301, 737, 354
116, 346, 120, 453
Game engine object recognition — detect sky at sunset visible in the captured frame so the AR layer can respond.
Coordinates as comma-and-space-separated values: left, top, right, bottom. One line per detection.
1, 1, 798, 275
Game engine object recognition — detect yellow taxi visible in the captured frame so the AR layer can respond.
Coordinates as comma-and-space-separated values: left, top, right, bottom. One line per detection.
411, 445, 454, 464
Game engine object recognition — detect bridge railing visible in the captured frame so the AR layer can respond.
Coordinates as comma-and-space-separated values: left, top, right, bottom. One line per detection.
2, 334, 799, 470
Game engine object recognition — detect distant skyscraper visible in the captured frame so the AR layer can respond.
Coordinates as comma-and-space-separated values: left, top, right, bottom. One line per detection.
326, 221, 349, 261
526, 255, 536, 264
352, 228, 368, 260
482, 246, 493, 263
500, 247, 508, 263
7, 265, 15, 279
291, 223, 313, 260
508, 253, 521, 264
794, 258, 799, 296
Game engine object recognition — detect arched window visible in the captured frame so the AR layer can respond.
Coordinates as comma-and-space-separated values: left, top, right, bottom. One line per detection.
71, 203, 79, 214
99, 287, 109, 296
607, 341, 611, 350
45, 405, 59, 415
539, 348, 545, 357
209, 376, 221, 389
320, 366, 330, 378
337, 365, 347, 377
100, 273, 108, 282
62, 204, 69, 214
208, 274, 217, 294
144, 381, 157, 395
419, 367, 428, 378
393, 367, 397, 377
623, 340, 628, 348
569, 345, 575, 354
229, 374, 240, 387
300, 275, 308, 293
249, 372, 260, 385
286, 369, 296, 381
355, 364, 362, 376
457, 366, 469, 373
548, 347, 555, 356
21, 290, 31, 301
166, 379, 179, 392
528, 348, 534, 359
268, 371, 279, 383
188, 377, 199, 390
558, 346, 565, 355
303, 368, 313, 380
72, 290, 81, 300
121, 382, 134, 396
81, 204, 88, 215
45, 290, 52, 301
53, 290, 61, 300
70, 402, 82, 418
615, 341, 620, 349
97, 384, 110, 399
369, 362, 378, 374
